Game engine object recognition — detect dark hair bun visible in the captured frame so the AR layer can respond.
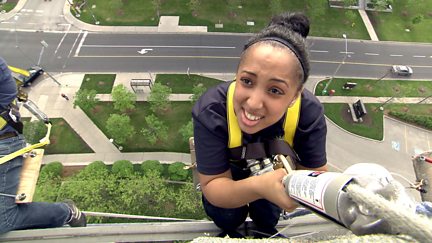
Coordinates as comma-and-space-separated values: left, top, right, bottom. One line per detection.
270, 12, 310, 38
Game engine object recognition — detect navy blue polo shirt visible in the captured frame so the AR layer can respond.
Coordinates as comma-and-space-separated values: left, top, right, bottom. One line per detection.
192, 81, 327, 175
0, 57, 19, 135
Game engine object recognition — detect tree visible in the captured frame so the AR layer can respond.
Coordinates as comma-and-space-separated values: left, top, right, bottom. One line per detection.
168, 162, 189, 181
269, 0, 282, 15
343, 0, 358, 8
148, 83, 172, 113
23, 120, 46, 144
112, 84, 136, 113
344, 10, 357, 26
140, 114, 168, 145
179, 120, 193, 142
190, 83, 206, 103
112, 160, 134, 178
141, 160, 164, 176
106, 114, 135, 144
73, 89, 98, 110
175, 183, 205, 218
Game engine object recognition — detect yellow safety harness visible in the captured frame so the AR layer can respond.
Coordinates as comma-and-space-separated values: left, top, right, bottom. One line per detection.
0, 122, 51, 165
227, 81, 301, 149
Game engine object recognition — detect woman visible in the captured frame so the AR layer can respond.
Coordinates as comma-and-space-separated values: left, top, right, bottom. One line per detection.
192, 12, 327, 238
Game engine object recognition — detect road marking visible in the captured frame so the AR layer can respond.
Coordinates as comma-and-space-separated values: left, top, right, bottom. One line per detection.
390, 54, 403, 57
137, 48, 153, 54
74, 31, 88, 57
365, 53, 379, 56
310, 50, 329, 53
55, 24, 71, 55
76, 55, 239, 59
81, 44, 236, 49
63, 30, 82, 68
413, 55, 426, 58
21, 9, 33, 12
35, 10, 44, 13
339, 51, 354, 55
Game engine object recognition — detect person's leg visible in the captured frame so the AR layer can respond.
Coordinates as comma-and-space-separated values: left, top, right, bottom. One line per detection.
248, 199, 282, 238
0, 135, 71, 234
202, 195, 247, 238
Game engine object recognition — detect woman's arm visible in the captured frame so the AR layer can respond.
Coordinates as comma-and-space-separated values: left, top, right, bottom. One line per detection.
199, 168, 299, 212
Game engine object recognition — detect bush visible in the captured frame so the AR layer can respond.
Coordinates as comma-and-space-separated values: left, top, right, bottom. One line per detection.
78, 160, 108, 179
389, 111, 432, 130
167, 162, 189, 181
40, 161, 63, 179
141, 160, 163, 176
112, 160, 134, 178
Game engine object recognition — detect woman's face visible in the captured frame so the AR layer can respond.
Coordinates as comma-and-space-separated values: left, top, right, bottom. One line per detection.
234, 43, 302, 134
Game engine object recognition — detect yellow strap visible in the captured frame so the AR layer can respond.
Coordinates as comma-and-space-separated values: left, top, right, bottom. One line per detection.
283, 96, 301, 147
227, 82, 242, 148
227, 82, 301, 148
0, 123, 51, 165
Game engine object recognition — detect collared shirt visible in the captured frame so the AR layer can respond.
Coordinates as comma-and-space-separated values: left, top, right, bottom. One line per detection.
192, 81, 327, 175
0, 57, 19, 135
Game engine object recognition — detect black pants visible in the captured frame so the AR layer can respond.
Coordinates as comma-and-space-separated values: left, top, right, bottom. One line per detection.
202, 163, 281, 238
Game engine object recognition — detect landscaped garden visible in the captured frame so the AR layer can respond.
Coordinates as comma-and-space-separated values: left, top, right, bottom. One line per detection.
315, 78, 432, 140
35, 160, 205, 223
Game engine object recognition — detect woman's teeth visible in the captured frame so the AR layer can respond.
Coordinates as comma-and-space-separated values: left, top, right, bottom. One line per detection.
245, 111, 262, 121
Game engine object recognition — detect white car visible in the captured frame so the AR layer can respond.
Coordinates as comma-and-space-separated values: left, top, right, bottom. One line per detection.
391, 65, 413, 76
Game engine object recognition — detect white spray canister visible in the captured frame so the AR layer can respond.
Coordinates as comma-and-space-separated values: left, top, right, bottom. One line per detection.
282, 163, 415, 235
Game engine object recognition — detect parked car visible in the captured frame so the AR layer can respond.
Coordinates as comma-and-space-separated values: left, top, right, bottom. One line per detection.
15, 66, 44, 87
391, 65, 413, 76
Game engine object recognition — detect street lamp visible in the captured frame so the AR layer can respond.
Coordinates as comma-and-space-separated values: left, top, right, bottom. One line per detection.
322, 33, 348, 95
109, 138, 123, 151
37, 40, 48, 66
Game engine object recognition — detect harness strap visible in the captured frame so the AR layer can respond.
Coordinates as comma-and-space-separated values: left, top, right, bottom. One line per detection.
0, 123, 51, 165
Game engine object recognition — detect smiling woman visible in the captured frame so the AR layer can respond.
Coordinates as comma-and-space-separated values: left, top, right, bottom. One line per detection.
192, 12, 328, 238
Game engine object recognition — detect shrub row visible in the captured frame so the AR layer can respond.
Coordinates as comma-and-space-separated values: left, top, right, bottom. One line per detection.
389, 111, 432, 130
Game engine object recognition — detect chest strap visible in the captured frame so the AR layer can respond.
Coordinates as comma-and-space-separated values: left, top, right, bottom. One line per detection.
227, 81, 301, 149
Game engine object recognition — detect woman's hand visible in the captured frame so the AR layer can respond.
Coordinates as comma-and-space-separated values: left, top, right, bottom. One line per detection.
254, 168, 299, 212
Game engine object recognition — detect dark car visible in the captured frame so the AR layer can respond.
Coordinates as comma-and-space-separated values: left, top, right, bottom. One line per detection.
391, 65, 413, 76
16, 66, 44, 87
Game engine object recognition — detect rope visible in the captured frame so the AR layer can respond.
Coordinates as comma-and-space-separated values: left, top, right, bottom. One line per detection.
82, 211, 203, 222
346, 183, 432, 242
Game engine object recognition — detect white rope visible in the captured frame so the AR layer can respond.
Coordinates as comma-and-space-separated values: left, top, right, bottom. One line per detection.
82, 211, 203, 221
346, 183, 432, 242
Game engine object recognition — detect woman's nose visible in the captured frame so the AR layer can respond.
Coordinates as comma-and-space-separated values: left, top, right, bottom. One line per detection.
246, 90, 264, 110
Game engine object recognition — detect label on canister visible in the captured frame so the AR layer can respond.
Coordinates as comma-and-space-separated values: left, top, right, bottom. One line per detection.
284, 170, 353, 219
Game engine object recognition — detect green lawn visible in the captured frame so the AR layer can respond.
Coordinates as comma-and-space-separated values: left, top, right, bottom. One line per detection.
80, 74, 116, 94
315, 78, 432, 97
0, 2, 16, 12
82, 102, 193, 153
323, 103, 384, 141
155, 74, 223, 93
368, 0, 432, 42
75, 0, 369, 39
45, 118, 94, 154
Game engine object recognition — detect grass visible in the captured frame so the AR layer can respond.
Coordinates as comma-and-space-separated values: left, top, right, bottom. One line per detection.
368, 0, 432, 42
323, 103, 384, 141
0, 2, 16, 12
45, 118, 94, 154
80, 74, 116, 94
314, 78, 432, 97
155, 74, 223, 93
82, 102, 193, 153
75, 0, 369, 39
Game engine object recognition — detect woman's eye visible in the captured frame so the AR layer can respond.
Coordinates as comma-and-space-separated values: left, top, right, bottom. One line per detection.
240, 78, 252, 86
268, 87, 284, 95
